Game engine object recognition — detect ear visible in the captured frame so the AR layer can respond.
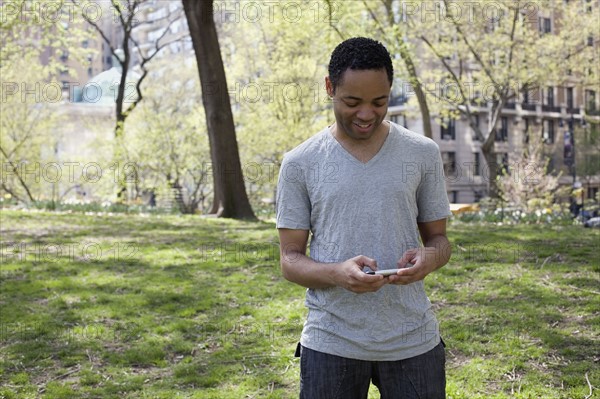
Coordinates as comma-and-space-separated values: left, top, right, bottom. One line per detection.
325, 76, 334, 97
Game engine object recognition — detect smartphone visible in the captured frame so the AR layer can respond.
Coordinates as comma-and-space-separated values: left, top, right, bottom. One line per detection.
364, 263, 414, 276
365, 269, 399, 276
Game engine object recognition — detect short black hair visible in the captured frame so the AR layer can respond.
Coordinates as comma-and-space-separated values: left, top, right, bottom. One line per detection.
328, 37, 393, 93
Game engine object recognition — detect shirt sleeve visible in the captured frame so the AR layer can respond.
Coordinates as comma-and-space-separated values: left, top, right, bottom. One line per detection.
416, 142, 452, 223
276, 156, 311, 230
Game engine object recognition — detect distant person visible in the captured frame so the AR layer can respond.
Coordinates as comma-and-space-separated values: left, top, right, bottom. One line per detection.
276, 37, 452, 398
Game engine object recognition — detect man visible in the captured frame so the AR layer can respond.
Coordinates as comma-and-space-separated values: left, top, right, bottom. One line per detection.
276, 37, 451, 399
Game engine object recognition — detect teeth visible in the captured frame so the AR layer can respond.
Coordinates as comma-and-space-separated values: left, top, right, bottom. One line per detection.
355, 123, 370, 128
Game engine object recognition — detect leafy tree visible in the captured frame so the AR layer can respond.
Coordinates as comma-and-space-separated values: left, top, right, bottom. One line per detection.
326, 0, 597, 202
217, 1, 334, 209
0, 55, 60, 203
77, 0, 184, 139
404, 0, 597, 199
0, 0, 91, 204
497, 131, 570, 213
75, 0, 186, 202
125, 56, 211, 214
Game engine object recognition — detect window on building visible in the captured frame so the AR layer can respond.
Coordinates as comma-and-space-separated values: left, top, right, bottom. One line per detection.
82, 39, 89, 48
441, 118, 456, 140
586, 90, 597, 111
448, 191, 458, 204
471, 114, 481, 141
495, 117, 508, 142
567, 87, 574, 109
547, 157, 556, 173
543, 119, 555, 144
588, 36, 594, 46
589, 187, 599, 200
442, 152, 456, 176
539, 17, 551, 34
546, 86, 554, 107
88, 67, 93, 77
60, 50, 68, 62
522, 87, 541, 105
474, 152, 481, 176
390, 114, 407, 128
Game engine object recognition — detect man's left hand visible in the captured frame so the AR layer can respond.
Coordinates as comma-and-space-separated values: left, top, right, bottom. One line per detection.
387, 247, 439, 285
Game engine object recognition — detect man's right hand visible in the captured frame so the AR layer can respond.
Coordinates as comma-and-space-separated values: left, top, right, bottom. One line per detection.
279, 228, 388, 292
331, 255, 389, 294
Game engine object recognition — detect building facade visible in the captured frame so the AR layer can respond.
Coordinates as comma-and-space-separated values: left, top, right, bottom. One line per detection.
388, 2, 599, 205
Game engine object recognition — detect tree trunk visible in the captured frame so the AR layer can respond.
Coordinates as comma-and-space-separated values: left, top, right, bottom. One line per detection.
482, 148, 500, 200
381, 0, 433, 139
401, 48, 433, 139
182, 0, 256, 220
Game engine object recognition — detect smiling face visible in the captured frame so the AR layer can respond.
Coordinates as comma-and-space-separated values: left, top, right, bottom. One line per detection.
326, 68, 391, 142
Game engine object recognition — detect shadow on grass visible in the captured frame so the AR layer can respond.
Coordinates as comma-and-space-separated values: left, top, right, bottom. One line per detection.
2, 212, 598, 398
1, 211, 300, 398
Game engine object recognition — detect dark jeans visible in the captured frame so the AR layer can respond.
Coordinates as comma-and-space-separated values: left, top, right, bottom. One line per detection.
298, 341, 446, 399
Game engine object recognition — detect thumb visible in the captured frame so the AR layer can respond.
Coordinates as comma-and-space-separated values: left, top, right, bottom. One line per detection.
397, 249, 418, 268
355, 255, 377, 270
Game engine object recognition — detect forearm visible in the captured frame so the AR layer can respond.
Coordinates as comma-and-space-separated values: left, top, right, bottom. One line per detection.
280, 251, 338, 289
422, 234, 451, 271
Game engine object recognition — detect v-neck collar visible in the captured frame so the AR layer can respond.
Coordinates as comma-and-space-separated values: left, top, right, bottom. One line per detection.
327, 122, 393, 168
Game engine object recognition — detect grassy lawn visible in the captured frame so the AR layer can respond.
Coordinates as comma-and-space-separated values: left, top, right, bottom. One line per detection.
0, 209, 598, 399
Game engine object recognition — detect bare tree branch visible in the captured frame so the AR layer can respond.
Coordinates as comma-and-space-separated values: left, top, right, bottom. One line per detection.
325, 0, 345, 40
443, 0, 502, 91
1, 181, 23, 203
0, 145, 35, 202
73, 0, 118, 61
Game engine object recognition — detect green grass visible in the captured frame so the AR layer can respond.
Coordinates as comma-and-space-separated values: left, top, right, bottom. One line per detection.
0, 210, 598, 398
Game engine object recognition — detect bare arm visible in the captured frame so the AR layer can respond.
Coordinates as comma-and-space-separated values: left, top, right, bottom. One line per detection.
278, 228, 389, 293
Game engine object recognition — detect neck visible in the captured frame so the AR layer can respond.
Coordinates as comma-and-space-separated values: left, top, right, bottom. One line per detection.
330, 121, 391, 163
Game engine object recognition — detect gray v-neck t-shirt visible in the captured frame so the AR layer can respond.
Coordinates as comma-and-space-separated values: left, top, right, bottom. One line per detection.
276, 121, 451, 361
